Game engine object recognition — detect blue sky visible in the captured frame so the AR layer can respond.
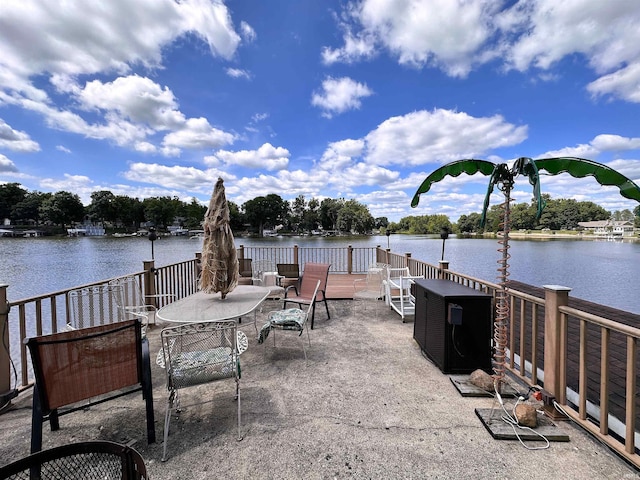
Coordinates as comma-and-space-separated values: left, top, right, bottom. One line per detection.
1, 0, 639, 222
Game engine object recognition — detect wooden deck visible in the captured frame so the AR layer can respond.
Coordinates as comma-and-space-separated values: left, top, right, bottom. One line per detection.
325, 273, 365, 299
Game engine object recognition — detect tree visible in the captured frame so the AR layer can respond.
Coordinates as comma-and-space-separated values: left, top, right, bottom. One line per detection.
182, 197, 207, 229
39, 191, 85, 227
320, 198, 344, 231
456, 213, 483, 233
373, 217, 386, 229
12, 191, 49, 225
0, 182, 27, 221
242, 194, 288, 236
112, 195, 145, 231
143, 196, 181, 228
302, 197, 320, 232
336, 199, 374, 234
290, 195, 306, 233
88, 190, 116, 225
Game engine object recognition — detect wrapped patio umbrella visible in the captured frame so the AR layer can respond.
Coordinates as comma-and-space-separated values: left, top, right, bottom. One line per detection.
199, 177, 239, 298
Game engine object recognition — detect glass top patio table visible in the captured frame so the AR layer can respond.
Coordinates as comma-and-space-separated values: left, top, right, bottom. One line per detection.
156, 285, 272, 323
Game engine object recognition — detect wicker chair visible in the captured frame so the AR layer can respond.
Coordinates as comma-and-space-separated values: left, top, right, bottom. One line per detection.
159, 320, 244, 461
258, 280, 320, 360
0, 441, 148, 480
283, 262, 330, 329
26, 320, 156, 453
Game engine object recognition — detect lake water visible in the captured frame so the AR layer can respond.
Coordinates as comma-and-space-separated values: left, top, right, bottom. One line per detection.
1, 234, 638, 314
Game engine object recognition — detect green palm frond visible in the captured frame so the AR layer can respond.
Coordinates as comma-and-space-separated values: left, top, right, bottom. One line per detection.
534, 157, 640, 203
410, 159, 496, 208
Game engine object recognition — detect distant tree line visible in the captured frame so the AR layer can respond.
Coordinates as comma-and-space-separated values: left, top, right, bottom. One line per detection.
386, 195, 639, 234
0, 183, 388, 236
2, 183, 637, 236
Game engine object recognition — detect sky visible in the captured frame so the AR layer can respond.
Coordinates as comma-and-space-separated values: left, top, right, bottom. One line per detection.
1, 0, 640, 223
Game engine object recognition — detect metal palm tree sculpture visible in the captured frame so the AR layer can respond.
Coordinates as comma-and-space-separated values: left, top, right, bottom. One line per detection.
411, 157, 640, 392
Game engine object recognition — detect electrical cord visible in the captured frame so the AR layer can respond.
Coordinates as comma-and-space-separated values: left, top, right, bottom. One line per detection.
494, 387, 550, 451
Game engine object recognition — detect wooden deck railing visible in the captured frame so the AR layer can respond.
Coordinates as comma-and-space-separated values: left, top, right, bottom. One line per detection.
1, 245, 638, 467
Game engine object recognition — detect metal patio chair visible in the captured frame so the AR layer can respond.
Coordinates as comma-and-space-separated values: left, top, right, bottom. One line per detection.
158, 320, 243, 461
109, 275, 175, 329
258, 280, 320, 360
0, 441, 148, 480
67, 284, 125, 331
353, 266, 385, 317
282, 262, 331, 329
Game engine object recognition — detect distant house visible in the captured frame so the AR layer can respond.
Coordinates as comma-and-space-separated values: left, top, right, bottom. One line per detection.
577, 220, 635, 237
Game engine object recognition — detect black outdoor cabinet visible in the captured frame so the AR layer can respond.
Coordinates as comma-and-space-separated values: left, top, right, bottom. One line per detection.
413, 279, 493, 374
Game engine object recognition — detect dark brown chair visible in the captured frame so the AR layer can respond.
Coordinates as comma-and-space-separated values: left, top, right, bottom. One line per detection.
238, 258, 253, 285
0, 441, 148, 480
283, 262, 331, 329
26, 319, 156, 453
276, 263, 300, 293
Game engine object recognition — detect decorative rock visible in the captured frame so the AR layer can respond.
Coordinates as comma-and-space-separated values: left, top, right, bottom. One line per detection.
468, 369, 494, 392
514, 403, 538, 428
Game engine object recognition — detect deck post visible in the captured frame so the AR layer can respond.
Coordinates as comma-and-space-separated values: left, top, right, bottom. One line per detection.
293, 245, 299, 265
143, 260, 156, 307
0, 284, 10, 398
438, 260, 449, 279
543, 285, 571, 400
237, 245, 245, 260
348, 245, 353, 274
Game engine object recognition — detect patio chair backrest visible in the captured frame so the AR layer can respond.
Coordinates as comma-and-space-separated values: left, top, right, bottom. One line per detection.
239, 258, 253, 278
26, 319, 156, 452
299, 263, 330, 300
109, 276, 148, 321
68, 284, 125, 330
0, 441, 148, 480
160, 320, 240, 390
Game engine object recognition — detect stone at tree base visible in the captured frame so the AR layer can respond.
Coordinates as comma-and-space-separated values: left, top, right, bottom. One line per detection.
468, 369, 494, 392
514, 403, 538, 428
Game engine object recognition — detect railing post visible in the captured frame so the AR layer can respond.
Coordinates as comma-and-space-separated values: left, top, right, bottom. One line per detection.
293, 245, 299, 265
438, 260, 449, 279
143, 260, 156, 307
0, 284, 11, 398
347, 245, 353, 274
543, 284, 571, 400
385, 248, 390, 265
237, 245, 244, 260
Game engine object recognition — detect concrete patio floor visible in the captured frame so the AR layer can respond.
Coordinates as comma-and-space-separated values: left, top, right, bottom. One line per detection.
1, 299, 637, 479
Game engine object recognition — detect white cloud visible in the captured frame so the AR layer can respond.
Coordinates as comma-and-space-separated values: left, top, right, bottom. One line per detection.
327, 1, 640, 98
0, 154, 18, 172
311, 77, 373, 118
590, 134, 640, 152
123, 162, 227, 190
209, 143, 289, 170
0, 0, 242, 84
56, 145, 71, 154
587, 64, 640, 103
324, 0, 499, 76
78, 75, 185, 129
226, 68, 251, 79
0, 119, 40, 152
364, 109, 527, 166
240, 21, 256, 43
162, 118, 236, 152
